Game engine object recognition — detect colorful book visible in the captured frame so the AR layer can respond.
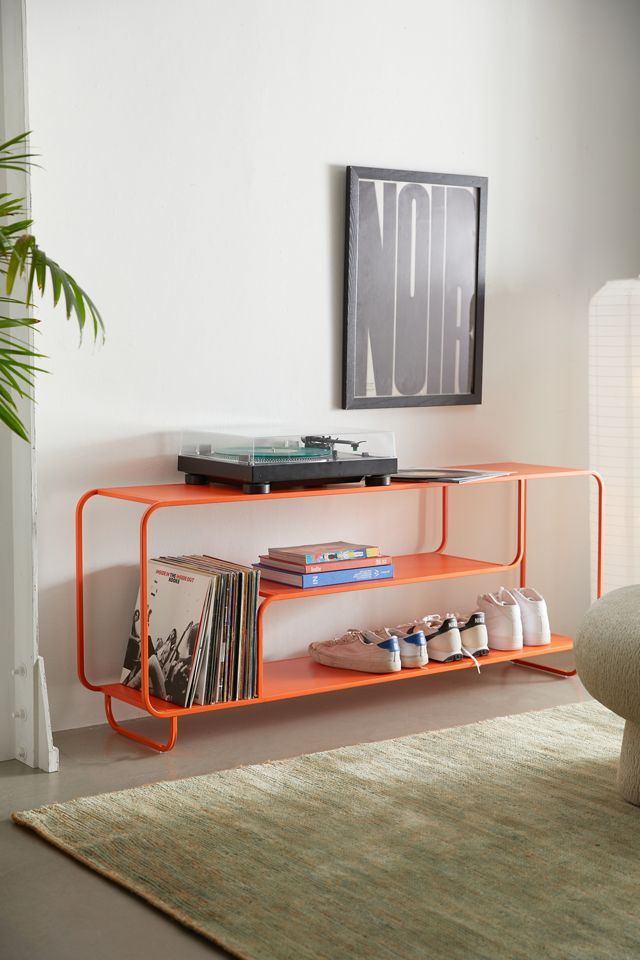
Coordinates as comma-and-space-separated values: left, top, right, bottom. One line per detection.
257, 553, 392, 574
254, 563, 394, 588
267, 541, 380, 565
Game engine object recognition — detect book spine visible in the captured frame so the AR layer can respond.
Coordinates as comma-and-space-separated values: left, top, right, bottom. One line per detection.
258, 555, 392, 573
252, 565, 300, 585
270, 546, 379, 564
300, 565, 394, 588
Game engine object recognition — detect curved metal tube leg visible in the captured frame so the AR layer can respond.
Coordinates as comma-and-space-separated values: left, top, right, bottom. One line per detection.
255, 596, 274, 696
510, 660, 577, 678
104, 695, 178, 752
435, 486, 449, 553
76, 490, 103, 692
519, 479, 527, 586
593, 471, 604, 599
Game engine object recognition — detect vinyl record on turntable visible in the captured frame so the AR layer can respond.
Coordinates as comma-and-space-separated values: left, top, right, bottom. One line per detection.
215, 445, 332, 462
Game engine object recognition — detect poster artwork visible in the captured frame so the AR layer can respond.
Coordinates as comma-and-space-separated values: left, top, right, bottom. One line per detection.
343, 168, 487, 409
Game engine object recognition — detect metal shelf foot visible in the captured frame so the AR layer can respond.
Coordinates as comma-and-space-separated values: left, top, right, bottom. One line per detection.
104, 695, 178, 751
511, 659, 577, 678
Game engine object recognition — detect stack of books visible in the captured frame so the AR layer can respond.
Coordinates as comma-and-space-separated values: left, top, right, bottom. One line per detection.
120, 555, 260, 708
254, 541, 394, 589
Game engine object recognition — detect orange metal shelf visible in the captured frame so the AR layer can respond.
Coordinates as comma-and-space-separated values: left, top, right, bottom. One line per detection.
101, 635, 574, 717
259, 552, 511, 599
76, 462, 603, 751
94, 462, 595, 506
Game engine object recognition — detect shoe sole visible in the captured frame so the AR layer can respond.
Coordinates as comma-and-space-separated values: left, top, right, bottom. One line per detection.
400, 655, 429, 669
310, 648, 401, 674
428, 650, 463, 663
523, 636, 551, 646
488, 641, 523, 651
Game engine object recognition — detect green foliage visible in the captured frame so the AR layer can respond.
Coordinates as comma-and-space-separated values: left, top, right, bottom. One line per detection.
0, 131, 103, 441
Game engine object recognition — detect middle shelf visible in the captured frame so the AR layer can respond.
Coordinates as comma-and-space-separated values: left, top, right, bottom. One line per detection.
258, 552, 513, 599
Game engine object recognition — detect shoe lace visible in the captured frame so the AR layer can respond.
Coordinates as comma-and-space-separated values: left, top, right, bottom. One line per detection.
325, 628, 364, 647
460, 644, 481, 673
416, 614, 442, 629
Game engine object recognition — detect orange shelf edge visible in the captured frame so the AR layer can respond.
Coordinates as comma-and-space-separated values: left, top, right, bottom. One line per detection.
259, 552, 512, 599
93, 463, 596, 506
100, 635, 573, 718
261, 634, 573, 700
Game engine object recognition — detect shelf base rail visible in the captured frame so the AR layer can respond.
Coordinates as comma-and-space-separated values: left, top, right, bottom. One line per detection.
104, 694, 178, 752
510, 659, 577, 678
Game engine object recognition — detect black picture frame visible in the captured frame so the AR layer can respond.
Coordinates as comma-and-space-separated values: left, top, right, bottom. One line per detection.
342, 166, 487, 409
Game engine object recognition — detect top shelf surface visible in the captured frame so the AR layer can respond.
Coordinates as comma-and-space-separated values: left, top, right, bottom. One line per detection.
93, 463, 594, 506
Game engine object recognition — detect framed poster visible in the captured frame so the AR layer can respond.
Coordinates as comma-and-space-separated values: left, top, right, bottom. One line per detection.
342, 166, 487, 409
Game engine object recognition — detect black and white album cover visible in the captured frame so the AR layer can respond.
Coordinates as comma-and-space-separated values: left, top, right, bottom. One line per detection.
343, 167, 487, 409
121, 562, 211, 707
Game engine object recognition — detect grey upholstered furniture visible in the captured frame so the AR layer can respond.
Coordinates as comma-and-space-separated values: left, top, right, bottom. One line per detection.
575, 585, 640, 805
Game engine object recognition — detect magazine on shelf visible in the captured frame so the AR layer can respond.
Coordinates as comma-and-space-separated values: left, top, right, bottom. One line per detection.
267, 541, 380, 564
254, 562, 395, 588
121, 556, 260, 708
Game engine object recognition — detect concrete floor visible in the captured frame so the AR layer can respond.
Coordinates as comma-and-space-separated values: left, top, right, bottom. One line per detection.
0, 656, 587, 960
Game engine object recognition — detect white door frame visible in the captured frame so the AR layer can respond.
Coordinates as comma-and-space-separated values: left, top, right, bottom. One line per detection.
0, 0, 57, 772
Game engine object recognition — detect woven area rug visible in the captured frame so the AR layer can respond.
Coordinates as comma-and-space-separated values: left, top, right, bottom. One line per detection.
13, 702, 640, 960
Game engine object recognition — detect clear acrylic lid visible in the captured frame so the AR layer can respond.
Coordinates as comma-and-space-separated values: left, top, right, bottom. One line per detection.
179, 430, 396, 465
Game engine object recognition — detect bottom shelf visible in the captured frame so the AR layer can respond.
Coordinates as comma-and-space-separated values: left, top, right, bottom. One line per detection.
261, 634, 573, 700
101, 634, 574, 718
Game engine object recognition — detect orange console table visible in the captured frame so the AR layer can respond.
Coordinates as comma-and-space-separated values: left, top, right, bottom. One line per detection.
75, 463, 603, 752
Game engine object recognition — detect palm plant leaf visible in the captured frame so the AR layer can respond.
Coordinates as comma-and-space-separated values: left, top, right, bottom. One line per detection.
0, 398, 30, 440
0, 131, 39, 175
0, 196, 27, 218
0, 131, 104, 440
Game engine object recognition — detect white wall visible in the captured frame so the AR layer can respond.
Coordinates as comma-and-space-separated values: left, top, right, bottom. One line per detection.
24, 0, 640, 732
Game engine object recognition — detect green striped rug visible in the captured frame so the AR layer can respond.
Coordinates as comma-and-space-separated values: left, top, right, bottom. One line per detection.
14, 702, 639, 960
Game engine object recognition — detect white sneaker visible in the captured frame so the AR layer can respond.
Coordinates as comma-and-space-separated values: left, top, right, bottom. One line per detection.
477, 590, 523, 650
409, 615, 463, 663
309, 629, 401, 674
456, 612, 490, 657
511, 587, 551, 646
370, 625, 428, 668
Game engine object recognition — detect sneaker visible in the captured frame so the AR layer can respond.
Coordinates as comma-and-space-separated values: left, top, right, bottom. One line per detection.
511, 587, 551, 646
369, 626, 428, 668
408, 615, 463, 663
309, 628, 401, 674
456, 612, 490, 657
477, 589, 523, 650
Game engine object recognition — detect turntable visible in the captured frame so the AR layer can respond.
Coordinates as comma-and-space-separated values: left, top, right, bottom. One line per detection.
178, 431, 398, 494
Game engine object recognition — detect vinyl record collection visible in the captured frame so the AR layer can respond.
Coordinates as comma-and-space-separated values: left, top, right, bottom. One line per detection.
121, 555, 260, 707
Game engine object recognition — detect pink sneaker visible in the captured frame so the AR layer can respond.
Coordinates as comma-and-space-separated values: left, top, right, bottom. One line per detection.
309, 629, 401, 674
